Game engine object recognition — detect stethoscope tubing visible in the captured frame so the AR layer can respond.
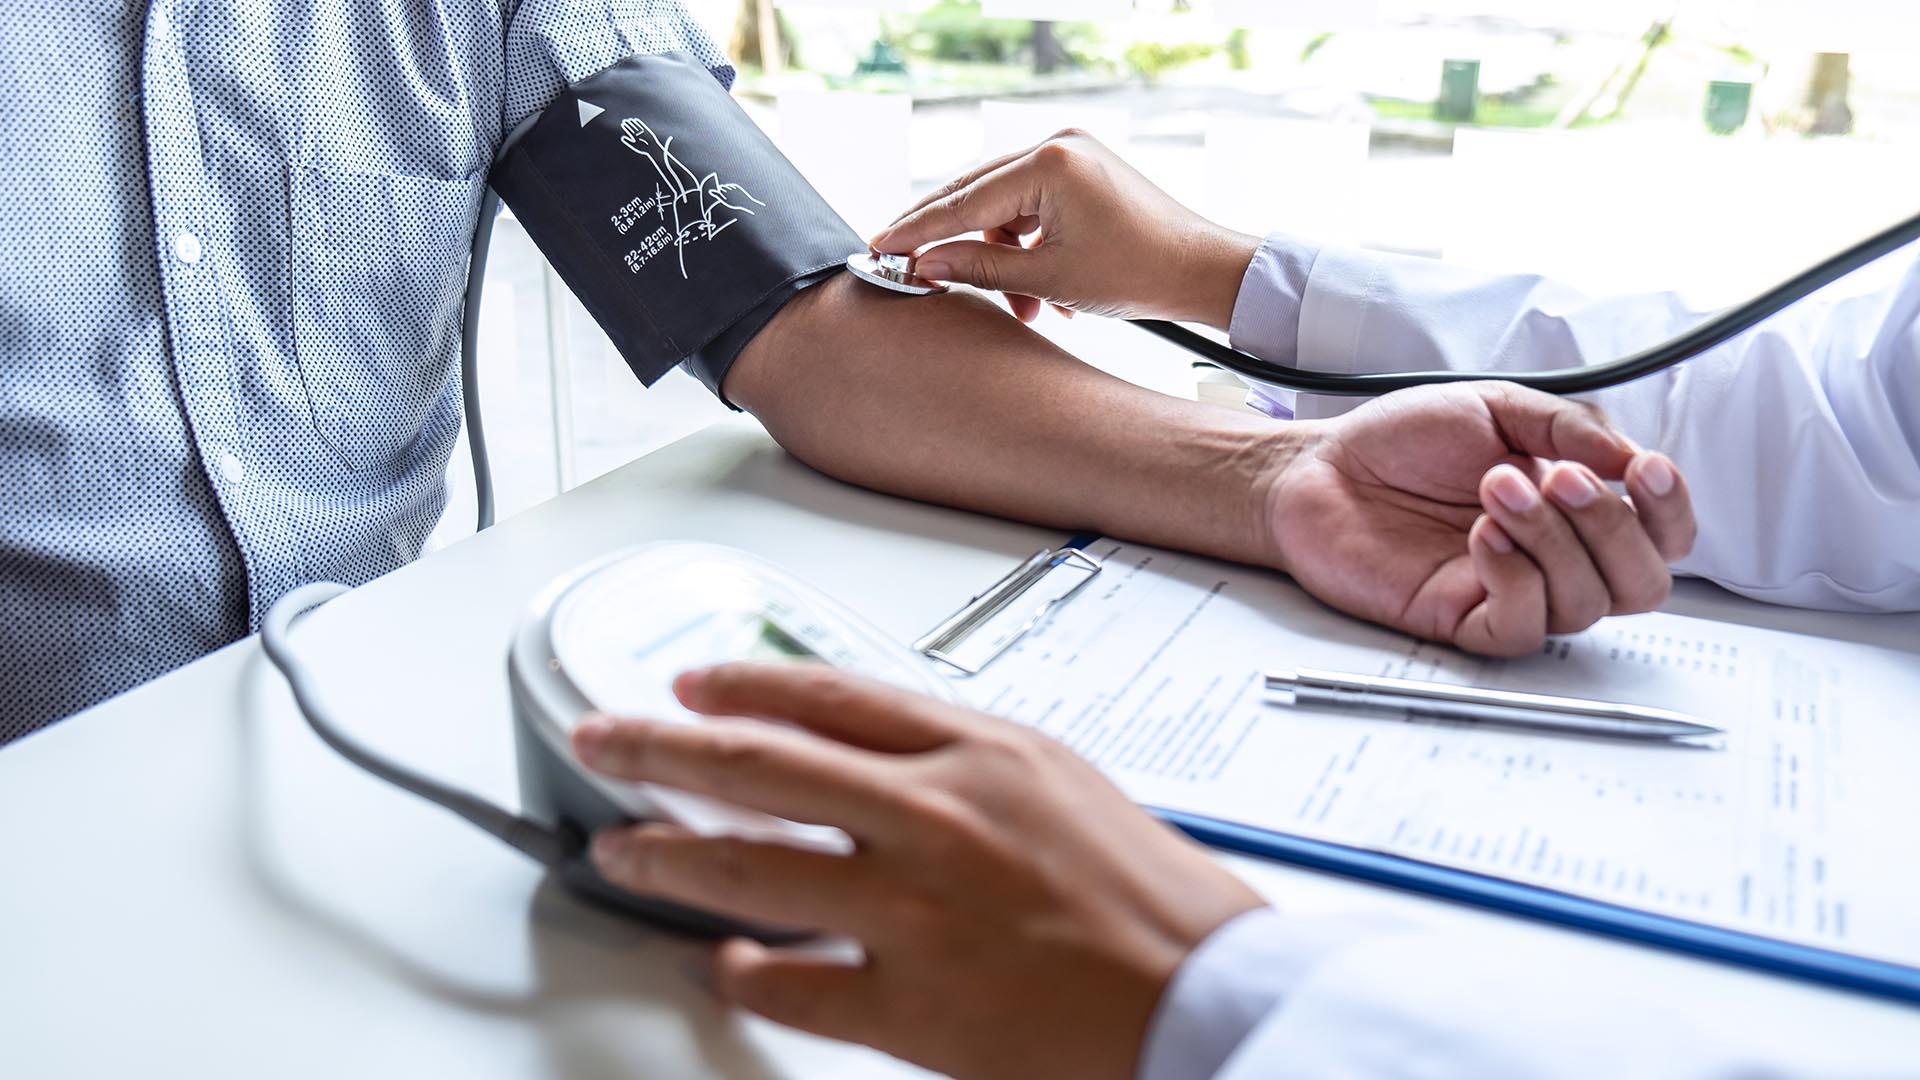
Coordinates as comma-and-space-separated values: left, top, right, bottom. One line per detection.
1131, 208, 1920, 396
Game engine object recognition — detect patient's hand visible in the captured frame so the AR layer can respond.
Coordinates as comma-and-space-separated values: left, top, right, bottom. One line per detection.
1269, 382, 1695, 656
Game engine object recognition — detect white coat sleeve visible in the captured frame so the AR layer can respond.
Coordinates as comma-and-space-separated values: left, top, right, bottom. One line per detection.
1204, 918, 1920, 1080
1227, 233, 1920, 612
1146, 908, 1920, 1079
1136, 908, 1407, 1080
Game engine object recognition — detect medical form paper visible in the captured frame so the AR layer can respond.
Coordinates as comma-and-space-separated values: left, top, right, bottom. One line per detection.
956, 540, 1920, 969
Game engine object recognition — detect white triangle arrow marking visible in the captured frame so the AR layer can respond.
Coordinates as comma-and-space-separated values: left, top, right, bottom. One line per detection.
577, 99, 606, 127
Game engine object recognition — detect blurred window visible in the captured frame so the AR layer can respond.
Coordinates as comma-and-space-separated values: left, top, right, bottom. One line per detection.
440, 1, 1920, 543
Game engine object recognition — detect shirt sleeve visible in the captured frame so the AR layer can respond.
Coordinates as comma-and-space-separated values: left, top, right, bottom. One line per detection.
1136, 907, 1414, 1080
501, 0, 734, 132
1225, 233, 1322, 421
1270, 240, 1920, 612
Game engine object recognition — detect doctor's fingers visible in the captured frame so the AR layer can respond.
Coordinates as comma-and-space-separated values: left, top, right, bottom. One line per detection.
1001, 224, 1075, 320
589, 822, 894, 939
572, 713, 904, 833
912, 237, 1057, 305
711, 938, 890, 1049
1542, 462, 1672, 614
873, 152, 1057, 256
984, 224, 1045, 323
1479, 464, 1613, 634
1625, 451, 1697, 562
1455, 517, 1549, 656
876, 142, 1034, 236
674, 662, 967, 753
878, 128, 1114, 229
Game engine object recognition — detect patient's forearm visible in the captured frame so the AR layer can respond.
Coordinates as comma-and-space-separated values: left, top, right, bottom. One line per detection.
723, 274, 1295, 567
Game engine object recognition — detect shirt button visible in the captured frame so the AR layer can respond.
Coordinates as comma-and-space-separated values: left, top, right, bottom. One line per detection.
219, 452, 245, 485
172, 230, 203, 265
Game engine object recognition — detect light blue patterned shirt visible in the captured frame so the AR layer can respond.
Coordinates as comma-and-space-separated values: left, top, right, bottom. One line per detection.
0, 2, 729, 740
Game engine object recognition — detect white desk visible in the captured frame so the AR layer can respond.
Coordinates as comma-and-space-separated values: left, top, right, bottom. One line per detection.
4, 418, 1917, 1077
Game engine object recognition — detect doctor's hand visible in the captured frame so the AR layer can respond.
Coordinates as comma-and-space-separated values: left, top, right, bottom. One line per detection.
572, 663, 1266, 1080
869, 129, 1258, 326
1273, 382, 1696, 656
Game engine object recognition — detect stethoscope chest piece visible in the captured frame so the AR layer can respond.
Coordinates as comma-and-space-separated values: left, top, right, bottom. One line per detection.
846, 251, 949, 296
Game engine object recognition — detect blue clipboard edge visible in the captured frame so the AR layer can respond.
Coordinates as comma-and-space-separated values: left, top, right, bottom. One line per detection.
1060, 532, 1920, 1005
1154, 806, 1920, 1008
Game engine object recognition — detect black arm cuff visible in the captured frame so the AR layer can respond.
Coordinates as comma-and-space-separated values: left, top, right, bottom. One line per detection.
490, 51, 861, 397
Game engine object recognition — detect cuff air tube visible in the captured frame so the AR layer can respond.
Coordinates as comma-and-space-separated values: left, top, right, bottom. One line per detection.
491, 52, 861, 400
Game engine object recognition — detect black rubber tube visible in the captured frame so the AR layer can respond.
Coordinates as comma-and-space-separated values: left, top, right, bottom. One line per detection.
1133, 208, 1920, 396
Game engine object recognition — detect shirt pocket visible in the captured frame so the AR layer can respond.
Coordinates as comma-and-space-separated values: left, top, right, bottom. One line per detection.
288, 164, 485, 472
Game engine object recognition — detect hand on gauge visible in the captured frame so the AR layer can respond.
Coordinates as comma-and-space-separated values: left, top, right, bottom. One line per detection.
1272, 382, 1697, 656
869, 129, 1259, 326
572, 662, 1265, 1080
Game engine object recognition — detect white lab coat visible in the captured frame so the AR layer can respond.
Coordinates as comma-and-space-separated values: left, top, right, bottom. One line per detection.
1140, 906, 1920, 1080
1235, 237, 1920, 611
1209, 911, 1920, 1079
1150, 239, 1920, 1080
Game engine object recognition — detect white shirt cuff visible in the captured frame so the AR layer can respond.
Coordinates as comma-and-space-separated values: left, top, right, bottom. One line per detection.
1227, 233, 1320, 420
1135, 907, 1412, 1080
1227, 232, 1319, 364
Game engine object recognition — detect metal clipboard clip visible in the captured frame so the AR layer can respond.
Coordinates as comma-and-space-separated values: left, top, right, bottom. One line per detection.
913, 545, 1103, 676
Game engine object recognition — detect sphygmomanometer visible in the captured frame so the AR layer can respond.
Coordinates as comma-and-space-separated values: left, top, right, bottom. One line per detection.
266, 544, 954, 940
265, 41, 1920, 938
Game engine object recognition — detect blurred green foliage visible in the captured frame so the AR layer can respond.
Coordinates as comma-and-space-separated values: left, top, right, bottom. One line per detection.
903, 1, 1033, 63
1225, 28, 1251, 71
891, 1, 1231, 84
1052, 21, 1107, 70
1125, 40, 1217, 83
1369, 93, 1605, 130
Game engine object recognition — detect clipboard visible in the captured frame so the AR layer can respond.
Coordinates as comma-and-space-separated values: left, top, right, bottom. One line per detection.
912, 535, 1920, 1008
912, 534, 1104, 675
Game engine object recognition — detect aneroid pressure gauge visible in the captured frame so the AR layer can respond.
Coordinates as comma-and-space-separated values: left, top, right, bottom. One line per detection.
507, 543, 954, 937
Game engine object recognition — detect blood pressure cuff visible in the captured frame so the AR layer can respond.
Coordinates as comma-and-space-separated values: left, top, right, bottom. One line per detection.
491, 51, 860, 401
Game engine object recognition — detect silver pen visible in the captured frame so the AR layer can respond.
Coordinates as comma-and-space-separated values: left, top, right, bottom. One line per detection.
1264, 667, 1723, 743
